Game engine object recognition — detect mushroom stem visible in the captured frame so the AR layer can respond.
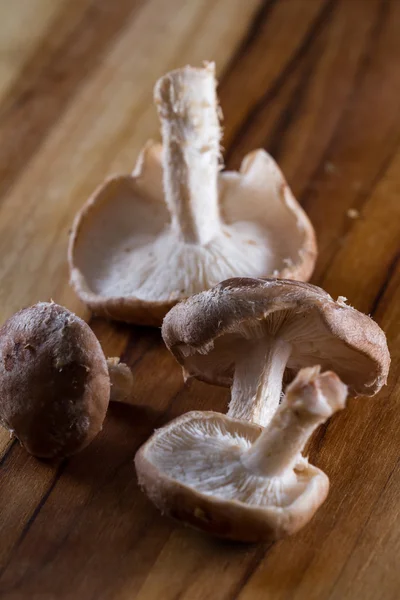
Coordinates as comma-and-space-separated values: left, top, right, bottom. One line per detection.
154, 63, 222, 245
106, 358, 133, 404
242, 367, 347, 477
228, 338, 291, 427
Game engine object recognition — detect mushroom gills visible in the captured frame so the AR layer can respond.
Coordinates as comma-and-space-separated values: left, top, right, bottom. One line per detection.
177, 302, 383, 408
70, 65, 316, 324
149, 412, 306, 507
136, 367, 348, 541
78, 220, 274, 303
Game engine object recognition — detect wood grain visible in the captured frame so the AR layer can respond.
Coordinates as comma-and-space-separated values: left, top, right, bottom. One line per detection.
0, 0, 399, 598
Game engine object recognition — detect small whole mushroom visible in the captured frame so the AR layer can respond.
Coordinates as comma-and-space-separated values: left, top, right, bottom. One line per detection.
162, 277, 390, 427
0, 302, 133, 458
69, 63, 316, 325
135, 367, 347, 542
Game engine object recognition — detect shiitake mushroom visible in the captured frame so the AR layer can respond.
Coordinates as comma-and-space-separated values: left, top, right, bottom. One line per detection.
0, 302, 132, 458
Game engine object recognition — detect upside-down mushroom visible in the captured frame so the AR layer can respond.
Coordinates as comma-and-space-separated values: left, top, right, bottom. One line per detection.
162, 278, 390, 427
0, 303, 133, 458
69, 63, 316, 326
135, 367, 347, 542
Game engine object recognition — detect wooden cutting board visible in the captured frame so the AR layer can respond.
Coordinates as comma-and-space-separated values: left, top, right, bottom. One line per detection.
0, 1, 399, 598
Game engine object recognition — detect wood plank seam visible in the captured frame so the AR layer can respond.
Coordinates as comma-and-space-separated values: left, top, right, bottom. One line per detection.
325, 454, 400, 600
0, 380, 187, 579
0, 460, 67, 583
0, 0, 146, 209
227, 546, 271, 600
0, 439, 17, 468
369, 250, 400, 317
224, 0, 335, 167
315, 137, 400, 287
218, 0, 279, 82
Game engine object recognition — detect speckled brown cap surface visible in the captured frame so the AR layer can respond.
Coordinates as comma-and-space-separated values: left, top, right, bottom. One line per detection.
162, 278, 390, 397
0, 303, 110, 458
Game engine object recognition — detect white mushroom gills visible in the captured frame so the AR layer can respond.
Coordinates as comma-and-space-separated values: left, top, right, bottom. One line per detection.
135, 367, 348, 541
228, 337, 292, 427
154, 62, 222, 245
242, 366, 348, 477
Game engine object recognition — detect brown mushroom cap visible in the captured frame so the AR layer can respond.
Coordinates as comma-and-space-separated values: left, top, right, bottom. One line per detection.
135, 367, 346, 542
162, 278, 390, 397
0, 303, 110, 458
69, 64, 316, 327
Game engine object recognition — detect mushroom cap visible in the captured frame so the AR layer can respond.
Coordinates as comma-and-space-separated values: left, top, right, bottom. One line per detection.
135, 410, 329, 542
162, 278, 390, 397
69, 142, 316, 326
0, 303, 110, 458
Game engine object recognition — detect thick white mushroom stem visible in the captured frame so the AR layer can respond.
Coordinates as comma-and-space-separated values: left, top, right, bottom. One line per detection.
154, 63, 222, 245
107, 358, 134, 404
227, 338, 292, 427
242, 367, 348, 477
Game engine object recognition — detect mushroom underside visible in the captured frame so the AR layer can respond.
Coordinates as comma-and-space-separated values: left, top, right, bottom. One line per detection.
71, 152, 312, 305
142, 412, 317, 509
178, 309, 378, 395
